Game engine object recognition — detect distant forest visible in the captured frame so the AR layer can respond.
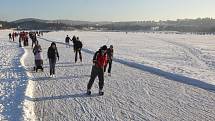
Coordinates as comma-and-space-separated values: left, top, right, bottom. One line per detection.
0, 20, 73, 30
101, 18, 215, 33
1, 18, 215, 33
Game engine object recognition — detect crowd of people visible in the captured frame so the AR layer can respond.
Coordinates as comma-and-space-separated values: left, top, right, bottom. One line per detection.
9, 32, 114, 95
19, 31, 29, 47
65, 35, 83, 63
8, 31, 43, 47
53, 35, 115, 95
50, 34, 114, 95
8, 32, 19, 41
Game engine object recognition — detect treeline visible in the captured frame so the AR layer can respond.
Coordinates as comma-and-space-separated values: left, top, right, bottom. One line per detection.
100, 18, 215, 32
0, 21, 11, 29
11, 20, 75, 30
157, 18, 215, 32
1, 18, 215, 32
0, 20, 74, 30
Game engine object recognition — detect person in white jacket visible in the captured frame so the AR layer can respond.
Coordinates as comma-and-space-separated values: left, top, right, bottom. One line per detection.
33, 42, 43, 71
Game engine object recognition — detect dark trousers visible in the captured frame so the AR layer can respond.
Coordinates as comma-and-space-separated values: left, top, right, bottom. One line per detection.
35, 60, 43, 67
19, 39, 22, 47
104, 60, 112, 73
49, 58, 56, 75
87, 66, 104, 90
31, 41, 36, 48
75, 49, 82, 62
32, 41, 36, 48
24, 39, 28, 46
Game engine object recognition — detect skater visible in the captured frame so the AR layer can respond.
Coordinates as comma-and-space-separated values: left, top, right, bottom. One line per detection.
48, 42, 59, 77
8, 33, 12, 40
33, 42, 43, 72
104, 45, 114, 76
87, 45, 108, 95
19, 35, 22, 47
72, 35, 77, 52
12, 32, 15, 42
23, 35, 29, 46
65, 35, 71, 48
74, 37, 83, 63
31, 33, 37, 48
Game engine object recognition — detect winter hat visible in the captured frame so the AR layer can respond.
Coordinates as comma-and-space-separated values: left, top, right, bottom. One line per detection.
51, 42, 56, 46
101, 45, 107, 50
110, 45, 113, 48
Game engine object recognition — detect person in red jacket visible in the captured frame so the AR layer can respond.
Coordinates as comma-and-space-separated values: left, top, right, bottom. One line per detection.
87, 45, 108, 95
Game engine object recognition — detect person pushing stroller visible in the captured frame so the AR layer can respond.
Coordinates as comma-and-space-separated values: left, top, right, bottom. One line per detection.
33, 42, 43, 72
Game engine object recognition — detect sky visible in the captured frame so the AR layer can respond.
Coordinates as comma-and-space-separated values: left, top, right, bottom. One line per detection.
0, 0, 214, 22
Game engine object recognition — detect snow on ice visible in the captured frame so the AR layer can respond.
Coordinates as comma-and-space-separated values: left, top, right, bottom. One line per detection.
0, 30, 215, 121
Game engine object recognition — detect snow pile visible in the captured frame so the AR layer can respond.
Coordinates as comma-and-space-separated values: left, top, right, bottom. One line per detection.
0, 30, 28, 121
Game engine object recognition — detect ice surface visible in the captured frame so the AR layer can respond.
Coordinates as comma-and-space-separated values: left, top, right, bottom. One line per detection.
1, 30, 215, 121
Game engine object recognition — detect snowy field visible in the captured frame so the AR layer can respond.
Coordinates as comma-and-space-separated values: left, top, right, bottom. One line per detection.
1, 30, 215, 121
43, 31, 215, 85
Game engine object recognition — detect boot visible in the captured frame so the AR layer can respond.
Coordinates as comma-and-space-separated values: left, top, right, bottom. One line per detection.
99, 89, 104, 95
86, 90, 91, 95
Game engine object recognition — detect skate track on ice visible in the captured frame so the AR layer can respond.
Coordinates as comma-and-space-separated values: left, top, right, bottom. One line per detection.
39, 37, 215, 92
21, 36, 215, 121
144, 35, 211, 70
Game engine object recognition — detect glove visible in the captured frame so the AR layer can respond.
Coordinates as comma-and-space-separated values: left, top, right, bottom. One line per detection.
93, 60, 96, 66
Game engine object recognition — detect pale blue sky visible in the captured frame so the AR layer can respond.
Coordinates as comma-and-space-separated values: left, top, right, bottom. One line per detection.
0, 0, 214, 21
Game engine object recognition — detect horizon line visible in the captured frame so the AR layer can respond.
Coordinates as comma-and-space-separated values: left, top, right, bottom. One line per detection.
1, 17, 215, 23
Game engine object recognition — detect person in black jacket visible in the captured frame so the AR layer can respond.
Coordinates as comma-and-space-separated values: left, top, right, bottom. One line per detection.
47, 42, 59, 77
65, 35, 71, 48
31, 34, 38, 48
72, 35, 77, 52
74, 37, 83, 63
9, 33, 12, 40
104, 45, 114, 76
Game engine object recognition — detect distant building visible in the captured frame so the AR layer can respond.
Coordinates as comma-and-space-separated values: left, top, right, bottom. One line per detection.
17, 26, 21, 30
151, 26, 159, 31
